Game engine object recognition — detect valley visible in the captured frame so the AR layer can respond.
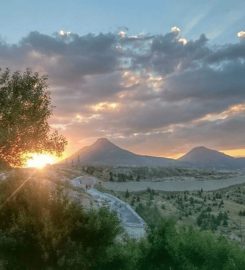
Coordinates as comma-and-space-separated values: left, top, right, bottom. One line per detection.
45, 164, 245, 246
2, 138, 245, 247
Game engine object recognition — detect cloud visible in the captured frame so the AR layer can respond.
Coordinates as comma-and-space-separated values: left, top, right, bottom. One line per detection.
178, 38, 188, 45
0, 29, 245, 155
163, 62, 245, 102
5, 31, 119, 80
132, 33, 209, 75
171, 26, 181, 34
118, 30, 127, 38
237, 31, 245, 39
110, 110, 245, 157
59, 30, 71, 37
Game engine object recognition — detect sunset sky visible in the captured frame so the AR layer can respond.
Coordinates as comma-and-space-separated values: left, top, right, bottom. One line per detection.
1, 0, 245, 158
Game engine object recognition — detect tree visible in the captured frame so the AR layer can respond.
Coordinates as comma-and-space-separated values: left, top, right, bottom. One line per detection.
0, 68, 67, 166
109, 171, 114, 181
125, 189, 130, 198
0, 172, 123, 269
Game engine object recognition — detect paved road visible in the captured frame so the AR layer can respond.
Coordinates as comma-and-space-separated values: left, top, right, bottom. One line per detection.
88, 188, 145, 239
69, 175, 146, 238
70, 175, 97, 189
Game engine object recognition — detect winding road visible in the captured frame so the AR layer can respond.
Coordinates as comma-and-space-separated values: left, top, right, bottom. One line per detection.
70, 175, 146, 238
88, 188, 145, 238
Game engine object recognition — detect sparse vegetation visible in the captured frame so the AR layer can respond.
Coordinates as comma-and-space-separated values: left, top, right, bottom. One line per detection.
111, 184, 245, 246
80, 165, 237, 182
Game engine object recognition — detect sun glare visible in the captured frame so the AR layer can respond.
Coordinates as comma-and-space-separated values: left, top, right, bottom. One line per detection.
25, 153, 56, 169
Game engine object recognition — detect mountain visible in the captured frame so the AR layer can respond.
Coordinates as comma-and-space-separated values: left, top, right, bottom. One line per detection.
179, 146, 245, 169
62, 140, 245, 169
235, 157, 245, 168
63, 138, 176, 167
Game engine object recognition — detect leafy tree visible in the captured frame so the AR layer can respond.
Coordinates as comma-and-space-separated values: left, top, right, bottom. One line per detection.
0, 68, 67, 166
0, 172, 123, 269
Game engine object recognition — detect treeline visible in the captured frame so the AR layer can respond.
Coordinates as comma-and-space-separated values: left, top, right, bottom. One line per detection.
0, 172, 245, 270
81, 165, 233, 182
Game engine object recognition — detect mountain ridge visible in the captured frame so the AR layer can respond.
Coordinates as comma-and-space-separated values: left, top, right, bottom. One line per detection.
63, 138, 245, 169
179, 146, 244, 169
63, 138, 176, 167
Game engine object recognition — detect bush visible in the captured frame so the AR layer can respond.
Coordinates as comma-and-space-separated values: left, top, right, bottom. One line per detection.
136, 220, 245, 270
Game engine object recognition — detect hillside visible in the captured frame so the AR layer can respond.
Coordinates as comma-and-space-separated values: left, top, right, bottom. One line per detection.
179, 146, 245, 169
63, 138, 175, 167
63, 140, 245, 170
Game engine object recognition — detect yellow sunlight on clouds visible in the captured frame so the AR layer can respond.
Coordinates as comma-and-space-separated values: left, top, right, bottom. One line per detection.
222, 149, 245, 158
90, 102, 119, 112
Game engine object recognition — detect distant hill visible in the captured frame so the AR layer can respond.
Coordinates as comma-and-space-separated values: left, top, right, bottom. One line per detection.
179, 146, 245, 169
234, 157, 245, 168
63, 138, 175, 167
62, 139, 245, 170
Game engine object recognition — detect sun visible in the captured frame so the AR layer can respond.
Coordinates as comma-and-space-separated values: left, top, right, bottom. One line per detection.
25, 153, 56, 169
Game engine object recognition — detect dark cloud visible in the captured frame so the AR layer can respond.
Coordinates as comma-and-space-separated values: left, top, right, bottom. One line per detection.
206, 42, 245, 63
132, 33, 209, 74
108, 112, 245, 157
0, 31, 119, 84
0, 29, 245, 155
163, 62, 245, 101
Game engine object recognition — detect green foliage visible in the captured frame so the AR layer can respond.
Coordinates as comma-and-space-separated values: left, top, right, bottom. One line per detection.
0, 68, 67, 166
135, 203, 162, 226
125, 189, 130, 198
136, 220, 245, 270
0, 172, 122, 269
0, 172, 245, 269
197, 209, 229, 231
238, 210, 245, 216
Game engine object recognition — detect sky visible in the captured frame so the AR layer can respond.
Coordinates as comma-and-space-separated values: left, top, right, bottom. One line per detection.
0, 0, 245, 158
